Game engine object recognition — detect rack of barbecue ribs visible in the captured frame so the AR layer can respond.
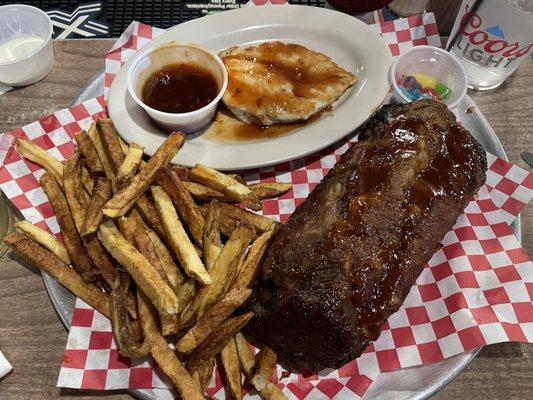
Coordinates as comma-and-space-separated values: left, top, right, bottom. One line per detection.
246, 100, 487, 371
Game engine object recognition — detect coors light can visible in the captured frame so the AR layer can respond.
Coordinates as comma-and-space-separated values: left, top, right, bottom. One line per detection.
448, 0, 533, 90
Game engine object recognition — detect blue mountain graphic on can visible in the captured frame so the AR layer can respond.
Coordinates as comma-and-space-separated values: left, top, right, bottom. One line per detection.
485, 25, 505, 39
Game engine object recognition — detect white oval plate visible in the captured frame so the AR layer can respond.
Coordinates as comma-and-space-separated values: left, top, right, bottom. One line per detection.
108, 5, 392, 170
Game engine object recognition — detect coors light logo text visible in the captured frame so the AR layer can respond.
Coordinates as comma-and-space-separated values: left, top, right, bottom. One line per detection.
455, 4, 532, 69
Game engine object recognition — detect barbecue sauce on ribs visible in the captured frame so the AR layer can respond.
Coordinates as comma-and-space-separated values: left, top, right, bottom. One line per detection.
246, 100, 487, 371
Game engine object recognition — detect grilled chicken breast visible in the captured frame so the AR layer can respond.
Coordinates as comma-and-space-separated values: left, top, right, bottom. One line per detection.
219, 42, 357, 126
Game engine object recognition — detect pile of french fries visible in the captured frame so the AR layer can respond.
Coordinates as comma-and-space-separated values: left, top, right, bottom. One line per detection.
5, 118, 293, 400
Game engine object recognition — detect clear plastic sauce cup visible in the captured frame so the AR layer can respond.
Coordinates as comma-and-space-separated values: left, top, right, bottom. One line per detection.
0, 4, 54, 86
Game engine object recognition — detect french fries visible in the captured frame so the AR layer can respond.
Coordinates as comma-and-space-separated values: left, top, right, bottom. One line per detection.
227, 251, 246, 293
15, 138, 64, 187
64, 154, 117, 286
96, 125, 167, 238
248, 182, 292, 200
232, 228, 275, 290
87, 122, 115, 181
228, 173, 246, 185
152, 185, 210, 285
203, 201, 222, 272
93, 127, 167, 242
134, 195, 167, 242
172, 165, 189, 180
234, 332, 255, 375
137, 291, 205, 400
187, 223, 254, 320
192, 358, 215, 393
184, 180, 292, 202
235, 333, 288, 400
110, 272, 150, 358
14, 220, 70, 264
103, 132, 184, 218
80, 177, 112, 237
190, 164, 262, 210
251, 346, 278, 391
81, 166, 95, 193
135, 228, 179, 336
177, 288, 251, 354
220, 338, 243, 400
134, 228, 170, 285
97, 220, 179, 314
88, 123, 154, 252
83, 235, 117, 289
75, 131, 104, 176
176, 279, 198, 320
219, 202, 278, 233
63, 152, 89, 231
183, 180, 226, 201
117, 215, 139, 244
146, 230, 184, 293
199, 202, 279, 237
118, 215, 167, 317
116, 143, 143, 189
259, 380, 290, 400
4, 232, 110, 318
97, 118, 126, 171
41, 172, 98, 281
206, 207, 241, 238
7, 117, 293, 399
187, 312, 253, 372
158, 167, 205, 246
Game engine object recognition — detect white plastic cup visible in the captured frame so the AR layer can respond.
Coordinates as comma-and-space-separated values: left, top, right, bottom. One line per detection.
0, 4, 54, 86
127, 42, 228, 133
390, 45, 468, 109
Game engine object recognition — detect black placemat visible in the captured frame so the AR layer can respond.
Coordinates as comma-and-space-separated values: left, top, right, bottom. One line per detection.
1, 1, 326, 38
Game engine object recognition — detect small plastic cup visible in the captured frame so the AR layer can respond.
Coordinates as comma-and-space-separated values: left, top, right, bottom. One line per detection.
0, 4, 54, 86
127, 42, 228, 133
390, 45, 468, 109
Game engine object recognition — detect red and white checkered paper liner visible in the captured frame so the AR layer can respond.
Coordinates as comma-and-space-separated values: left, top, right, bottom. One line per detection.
0, 10, 531, 400
0, 97, 532, 399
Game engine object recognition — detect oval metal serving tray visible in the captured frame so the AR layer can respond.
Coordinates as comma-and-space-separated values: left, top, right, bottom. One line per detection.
42, 71, 521, 400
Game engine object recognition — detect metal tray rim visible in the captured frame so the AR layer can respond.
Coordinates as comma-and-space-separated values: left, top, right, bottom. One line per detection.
40, 69, 521, 400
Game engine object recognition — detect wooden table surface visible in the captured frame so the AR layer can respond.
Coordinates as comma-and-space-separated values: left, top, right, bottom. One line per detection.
0, 39, 531, 400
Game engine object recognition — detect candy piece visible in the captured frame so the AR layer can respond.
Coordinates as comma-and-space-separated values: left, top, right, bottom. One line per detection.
420, 93, 433, 100
421, 87, 438, 97
408, 87, 421, 100
412, 72, 436, 89
435, 83, 452, 100
397, 75, 406, 86
399, 86, 413, 100
404, 75, 417, 88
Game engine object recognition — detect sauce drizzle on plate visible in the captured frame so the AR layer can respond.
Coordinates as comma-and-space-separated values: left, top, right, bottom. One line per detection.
203, 106, 331, 142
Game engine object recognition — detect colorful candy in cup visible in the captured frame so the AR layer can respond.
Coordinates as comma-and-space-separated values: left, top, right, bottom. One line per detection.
396, 73, 452, 102
435, 83, 451, 100
411, 72, 436, 89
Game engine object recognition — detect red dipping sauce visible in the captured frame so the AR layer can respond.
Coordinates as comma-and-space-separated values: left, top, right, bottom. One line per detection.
142, 63, 218, 114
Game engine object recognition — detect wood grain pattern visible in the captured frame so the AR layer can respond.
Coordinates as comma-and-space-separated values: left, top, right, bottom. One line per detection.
0, 39, 531, 400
